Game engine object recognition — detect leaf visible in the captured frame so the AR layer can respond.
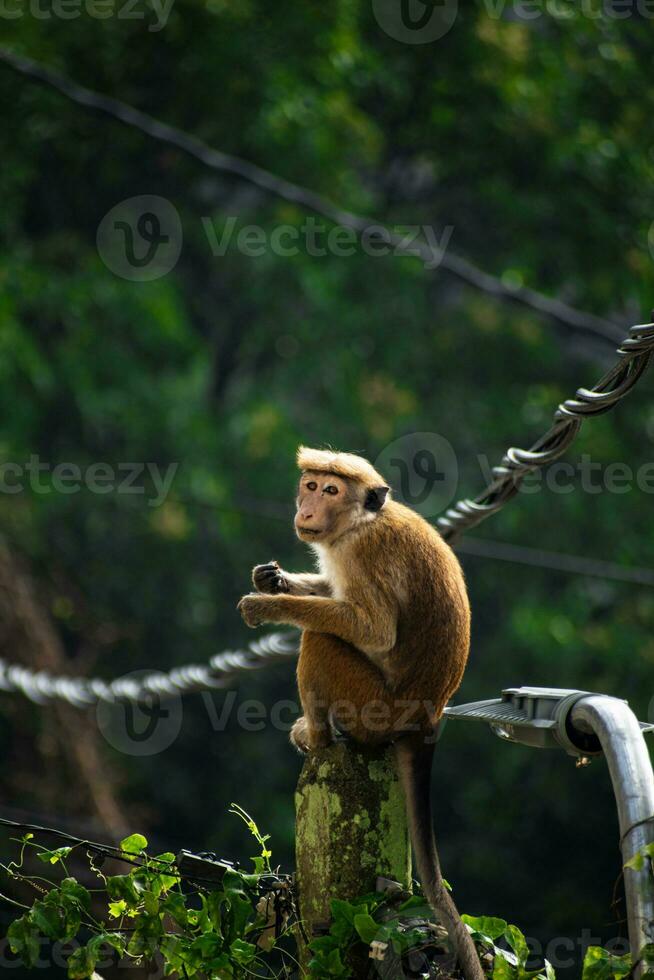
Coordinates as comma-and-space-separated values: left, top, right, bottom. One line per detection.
31, 899, 65, 939
153, 852, 179, 890
230, 938, 257, 965
624, 852, 645, 871
326, 946, 349, 977
310, 936, 339, 953
399, 895, 429, 911
127, 914, 164, 958
353, 912, 380, 944
106, 874, 142, 906
222, 869, 254, 943
7, 917, 40, 968
37, 845, 73, 865
462, 914, 509, 942
61, 878, 91, 912
329, 915, 354, 945
330, 898, 357, 924
582, 946, 632, 979
90, 932, 127, 957
67, 944, 99, 979
108, 899, 127, 918
120, 833, 148, 855
161, 891, 188, 928
544, 959, 556, 980
493, 952, 518, 980
506, 924, 530, 967
155, 851, 176, 864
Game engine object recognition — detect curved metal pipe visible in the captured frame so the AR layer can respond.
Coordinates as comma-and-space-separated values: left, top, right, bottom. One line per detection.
570, 695, 654, 971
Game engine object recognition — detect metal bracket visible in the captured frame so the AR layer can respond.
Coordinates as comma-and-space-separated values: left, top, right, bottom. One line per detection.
445, 686, 654, 758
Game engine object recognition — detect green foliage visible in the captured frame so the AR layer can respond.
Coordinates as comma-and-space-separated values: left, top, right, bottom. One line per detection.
2, 813, 643, 979
3, 811, 286, 979
581, 946, 632, 979
463, 915, 553, 980
623, 842, 654, 872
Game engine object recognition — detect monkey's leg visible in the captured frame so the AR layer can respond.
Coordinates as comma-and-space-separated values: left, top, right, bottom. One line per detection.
292, 630, 422, 752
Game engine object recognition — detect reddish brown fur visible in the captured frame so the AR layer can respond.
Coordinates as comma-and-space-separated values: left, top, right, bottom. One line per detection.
240, 483, 470, 748
238, 448, 482, 980
293, 498, 470, 747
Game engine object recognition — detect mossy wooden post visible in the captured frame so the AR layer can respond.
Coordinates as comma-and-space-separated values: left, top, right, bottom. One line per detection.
295, 742, 411, 971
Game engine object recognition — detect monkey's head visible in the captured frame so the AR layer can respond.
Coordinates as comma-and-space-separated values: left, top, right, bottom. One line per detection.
294, 446, 390, 546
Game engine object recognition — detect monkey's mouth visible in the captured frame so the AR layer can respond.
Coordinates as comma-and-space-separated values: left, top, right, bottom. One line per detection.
296, 526, 323, 536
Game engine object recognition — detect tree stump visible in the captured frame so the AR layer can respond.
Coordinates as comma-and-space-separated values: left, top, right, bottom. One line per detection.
295, 742, 411, 970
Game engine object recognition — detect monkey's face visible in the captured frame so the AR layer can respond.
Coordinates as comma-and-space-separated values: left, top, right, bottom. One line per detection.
295, 471, 361, 545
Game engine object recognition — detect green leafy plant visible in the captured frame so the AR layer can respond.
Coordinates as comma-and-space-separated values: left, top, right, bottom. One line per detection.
462, 915, 554, 980
580, 946, 633, 980
2, 810, 294, 979
1, 816, 640, 980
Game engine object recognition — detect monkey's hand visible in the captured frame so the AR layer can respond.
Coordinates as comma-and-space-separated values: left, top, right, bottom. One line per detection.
237, 593, 277, 628
252, 561, 290, 595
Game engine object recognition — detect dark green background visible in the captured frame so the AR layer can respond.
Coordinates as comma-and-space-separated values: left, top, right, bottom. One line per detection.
1, 2, 654, 976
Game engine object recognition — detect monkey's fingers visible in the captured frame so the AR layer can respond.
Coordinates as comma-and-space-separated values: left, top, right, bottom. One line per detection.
253, 563, 289, 594
256, 563, 280, 574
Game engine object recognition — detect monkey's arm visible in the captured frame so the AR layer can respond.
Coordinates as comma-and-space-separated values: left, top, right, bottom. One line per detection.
284, 573, 332, 596
252, 563, 332, 597
238, 594, 395, 656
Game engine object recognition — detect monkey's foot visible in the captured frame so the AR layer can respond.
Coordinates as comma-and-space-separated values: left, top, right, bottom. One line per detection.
290, 717, 332, 754
237, 594, 271, 627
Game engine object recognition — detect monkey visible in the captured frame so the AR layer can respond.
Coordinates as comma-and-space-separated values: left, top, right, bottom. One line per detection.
237, 446, 483, 980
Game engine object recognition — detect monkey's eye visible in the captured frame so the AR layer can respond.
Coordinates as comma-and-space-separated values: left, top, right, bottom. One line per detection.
306, 481, 317, 491
324, 485, 338, 495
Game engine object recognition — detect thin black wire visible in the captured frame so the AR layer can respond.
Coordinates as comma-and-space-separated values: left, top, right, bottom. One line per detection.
0, 815, 292, 890
0, 47, 624, 348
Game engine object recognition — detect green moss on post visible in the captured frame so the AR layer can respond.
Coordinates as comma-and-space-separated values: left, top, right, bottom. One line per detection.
295, 742, 411, 969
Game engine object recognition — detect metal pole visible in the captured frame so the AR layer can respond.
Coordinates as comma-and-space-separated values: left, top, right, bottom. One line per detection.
570, 695, 654, 970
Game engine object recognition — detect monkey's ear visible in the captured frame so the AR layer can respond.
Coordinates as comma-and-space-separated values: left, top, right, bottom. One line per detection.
364, 486, 390, 512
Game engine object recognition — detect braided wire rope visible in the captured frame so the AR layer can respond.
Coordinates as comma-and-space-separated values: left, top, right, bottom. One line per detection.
438, 318, 654, 542
0, 321, 652, 707
0, 631, 298, 706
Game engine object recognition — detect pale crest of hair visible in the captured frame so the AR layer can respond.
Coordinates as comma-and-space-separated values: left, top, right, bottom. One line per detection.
296, 445, 389, 490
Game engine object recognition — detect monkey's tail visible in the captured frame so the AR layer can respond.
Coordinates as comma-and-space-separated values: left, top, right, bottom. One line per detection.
394, 734, 485, 980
